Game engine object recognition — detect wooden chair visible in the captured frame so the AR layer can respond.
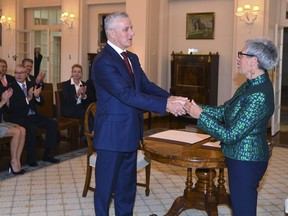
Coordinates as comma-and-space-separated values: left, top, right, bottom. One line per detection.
56, 82, 64, 91
36, 85, 80, 150
0, 136, 12, 157
54, 90, 83, 148
82, 102, 151, 197
36, 83, 54, 118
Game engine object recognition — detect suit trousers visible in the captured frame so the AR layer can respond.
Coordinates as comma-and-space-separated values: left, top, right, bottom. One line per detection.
225, 157, 268, 216
94, 149, 137, 216
24, 114, 58, 162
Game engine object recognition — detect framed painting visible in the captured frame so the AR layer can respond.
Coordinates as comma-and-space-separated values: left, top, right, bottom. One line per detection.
186, 12, 215, 39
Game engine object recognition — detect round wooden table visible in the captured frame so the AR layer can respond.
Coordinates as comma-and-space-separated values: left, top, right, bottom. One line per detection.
143, 135, 231, 216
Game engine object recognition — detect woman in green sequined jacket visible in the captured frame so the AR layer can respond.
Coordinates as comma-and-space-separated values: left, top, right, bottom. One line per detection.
184, 38, 278, 216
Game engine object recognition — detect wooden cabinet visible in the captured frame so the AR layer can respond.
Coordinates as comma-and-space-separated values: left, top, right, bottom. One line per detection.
170, 53, 219, 106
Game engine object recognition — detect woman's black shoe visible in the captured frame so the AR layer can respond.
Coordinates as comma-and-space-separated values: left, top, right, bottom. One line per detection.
9, 164, 24, 175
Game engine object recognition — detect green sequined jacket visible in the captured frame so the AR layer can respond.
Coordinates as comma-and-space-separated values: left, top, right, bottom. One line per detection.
197, 72, 274, 161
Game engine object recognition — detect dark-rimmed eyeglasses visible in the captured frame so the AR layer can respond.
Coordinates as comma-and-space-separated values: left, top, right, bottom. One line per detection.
238, 51, 255, 58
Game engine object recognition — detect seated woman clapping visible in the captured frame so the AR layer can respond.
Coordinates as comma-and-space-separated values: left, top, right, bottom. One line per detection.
0, 88, 26, 175
62, 64, 91, 121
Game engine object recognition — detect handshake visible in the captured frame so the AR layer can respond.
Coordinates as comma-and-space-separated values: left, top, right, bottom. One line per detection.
166, 96, 203, 118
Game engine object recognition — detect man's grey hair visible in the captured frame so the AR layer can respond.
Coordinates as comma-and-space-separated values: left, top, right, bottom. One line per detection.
15, 63, 26, 71
245, 38, 279, 71
104, 12, 129, 37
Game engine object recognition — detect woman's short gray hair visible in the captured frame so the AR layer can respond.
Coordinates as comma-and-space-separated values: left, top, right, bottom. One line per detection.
245, 38, 279, 71
104, 12, 129, 37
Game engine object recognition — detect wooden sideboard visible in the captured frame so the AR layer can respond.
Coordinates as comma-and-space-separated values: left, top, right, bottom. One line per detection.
170, 53, 219, 106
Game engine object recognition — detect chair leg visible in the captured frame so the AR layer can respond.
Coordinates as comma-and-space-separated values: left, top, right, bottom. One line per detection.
82, 164, 93, 197
145, 163, 151, 196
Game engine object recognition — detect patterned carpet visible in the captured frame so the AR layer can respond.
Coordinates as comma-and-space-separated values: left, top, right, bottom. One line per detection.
0, 148, 87, 181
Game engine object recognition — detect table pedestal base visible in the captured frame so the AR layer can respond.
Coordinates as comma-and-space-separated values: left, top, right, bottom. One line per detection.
164, 168, 231, 216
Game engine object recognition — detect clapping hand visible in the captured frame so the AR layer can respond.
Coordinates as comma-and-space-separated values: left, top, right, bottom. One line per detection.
80, 85, 87, 97
184, 99, 203, 119
36, 72, 46, 84
76, 85, 87, 98
166, 96, 189, 116
33, 86, 42, 98
1, 88, 13, 105
27, 87, 34, 101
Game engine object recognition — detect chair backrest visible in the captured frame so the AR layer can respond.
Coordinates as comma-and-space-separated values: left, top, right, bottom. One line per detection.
56, 82, 64, 91
43, 83, 53, 92
37, 83, 54, 118
55, 90, 63, 118
37, 90, 54, 118
84, 102, 96, 134
84, 102, 96, 154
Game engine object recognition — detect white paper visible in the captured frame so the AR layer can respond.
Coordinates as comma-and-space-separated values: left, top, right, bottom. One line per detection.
148, 130, 210, 145
202, 141, 221, 148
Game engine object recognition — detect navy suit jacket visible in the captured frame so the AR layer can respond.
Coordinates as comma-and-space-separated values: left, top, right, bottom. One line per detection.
91, 44, 171, 152
62, 79, 89, 117
8, 81, 44, 125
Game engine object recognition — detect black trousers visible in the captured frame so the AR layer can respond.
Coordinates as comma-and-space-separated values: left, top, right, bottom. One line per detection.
23, 114, 58, 162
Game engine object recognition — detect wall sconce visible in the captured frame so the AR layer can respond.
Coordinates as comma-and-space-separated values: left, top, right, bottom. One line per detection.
235, 4, 260, 24
60, 12, 75, 28
0, 16, 12, 29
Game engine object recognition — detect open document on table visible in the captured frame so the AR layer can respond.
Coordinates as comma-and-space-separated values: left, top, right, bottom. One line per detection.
202, 140, 221, 149
144, 130, 211, 146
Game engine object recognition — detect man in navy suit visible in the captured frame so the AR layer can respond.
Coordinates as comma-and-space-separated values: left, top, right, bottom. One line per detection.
92, 12, 187, 215
22, 58, 45, 89
8, 64, 59, 167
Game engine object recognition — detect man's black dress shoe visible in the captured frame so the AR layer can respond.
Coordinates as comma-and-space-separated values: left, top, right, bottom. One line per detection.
27, 161, 39, 167
43, 154, 60, 164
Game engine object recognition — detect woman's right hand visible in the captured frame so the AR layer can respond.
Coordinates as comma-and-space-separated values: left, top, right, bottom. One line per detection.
184, 100, 203, 119
1, 88, 13, 105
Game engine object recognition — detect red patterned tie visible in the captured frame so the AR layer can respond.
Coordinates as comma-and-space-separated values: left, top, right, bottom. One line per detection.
121, 52, 134, 79
1, 76, 7, 87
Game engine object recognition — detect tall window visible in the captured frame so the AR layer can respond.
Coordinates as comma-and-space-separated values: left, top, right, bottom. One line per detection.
16, 7, 62, 86
34, 8, 62, 26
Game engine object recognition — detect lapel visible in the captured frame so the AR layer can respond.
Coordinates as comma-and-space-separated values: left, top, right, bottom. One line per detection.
105, 45, 135, 85
69, 82, 76, 94
26, 81, 35, 93
11, 81, 26, 100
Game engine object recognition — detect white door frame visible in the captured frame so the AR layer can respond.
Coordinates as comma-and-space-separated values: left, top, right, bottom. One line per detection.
271, 24, 284, 136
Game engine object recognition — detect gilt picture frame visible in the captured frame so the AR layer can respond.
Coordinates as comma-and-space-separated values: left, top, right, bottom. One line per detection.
186, 12, 215, 39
